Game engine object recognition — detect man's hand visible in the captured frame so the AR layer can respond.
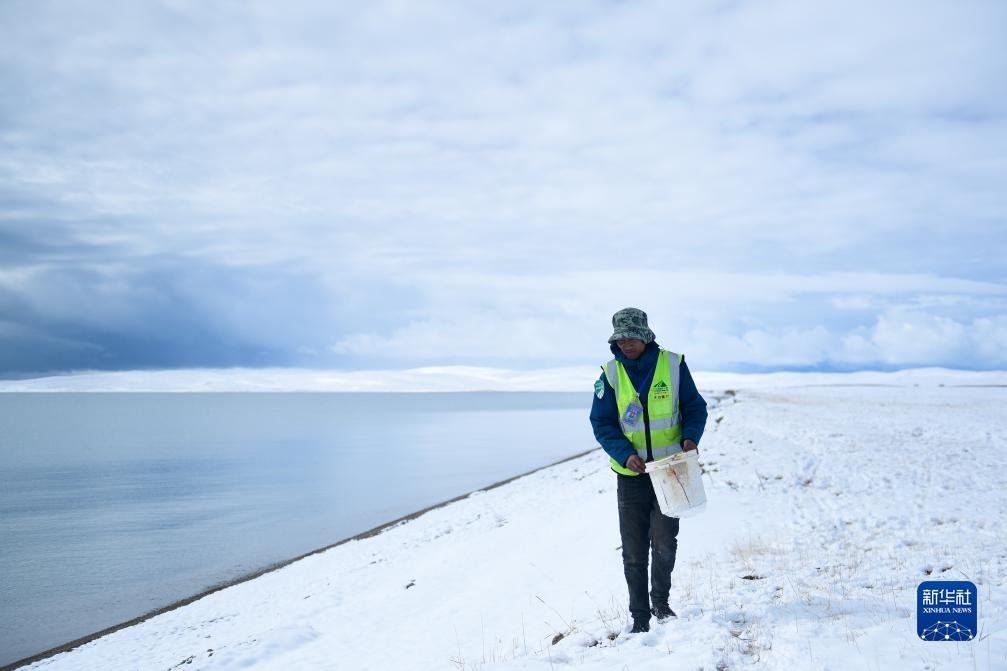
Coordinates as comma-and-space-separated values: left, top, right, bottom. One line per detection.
625, 454, 646, 473
682, 439, 698, 452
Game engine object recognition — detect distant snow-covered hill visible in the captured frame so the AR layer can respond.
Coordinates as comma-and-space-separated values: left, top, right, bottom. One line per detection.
2, 366, 1005, 392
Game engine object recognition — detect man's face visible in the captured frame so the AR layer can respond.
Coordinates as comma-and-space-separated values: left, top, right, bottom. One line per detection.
616, 338, 646, 360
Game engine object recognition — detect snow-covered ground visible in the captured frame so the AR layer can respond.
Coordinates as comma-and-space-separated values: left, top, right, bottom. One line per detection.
17, 371, 1007, 670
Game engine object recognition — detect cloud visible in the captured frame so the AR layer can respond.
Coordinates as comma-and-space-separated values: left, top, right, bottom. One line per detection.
328, 269, 1007, 369
856, 311, 1007, 368
0, 0, 1005, 373
0, 256, 352, 372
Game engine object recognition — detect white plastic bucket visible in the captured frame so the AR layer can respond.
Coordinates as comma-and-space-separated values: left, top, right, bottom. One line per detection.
645, 450, 707, 518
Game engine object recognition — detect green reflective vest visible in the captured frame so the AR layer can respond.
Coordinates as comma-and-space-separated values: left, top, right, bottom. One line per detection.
601, 349, 684, 476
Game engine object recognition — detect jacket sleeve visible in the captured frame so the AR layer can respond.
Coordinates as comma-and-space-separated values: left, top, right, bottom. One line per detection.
589, 370, 637, 468
678, 358, 708, 445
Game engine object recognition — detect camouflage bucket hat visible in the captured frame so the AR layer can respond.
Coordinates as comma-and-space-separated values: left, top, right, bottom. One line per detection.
608, 307, 655, 344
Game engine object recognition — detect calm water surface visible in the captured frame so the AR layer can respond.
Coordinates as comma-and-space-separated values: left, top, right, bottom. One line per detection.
0, 392, 593, 666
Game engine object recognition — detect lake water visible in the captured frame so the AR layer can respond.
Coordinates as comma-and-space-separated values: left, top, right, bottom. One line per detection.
0, 392, 595, 666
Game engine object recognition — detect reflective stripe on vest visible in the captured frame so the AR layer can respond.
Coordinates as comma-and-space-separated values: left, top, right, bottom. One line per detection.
601, 349, 684, 476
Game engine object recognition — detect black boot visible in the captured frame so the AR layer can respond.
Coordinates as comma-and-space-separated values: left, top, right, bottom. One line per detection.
651, 604, 677, 622
630, 617, 650, 633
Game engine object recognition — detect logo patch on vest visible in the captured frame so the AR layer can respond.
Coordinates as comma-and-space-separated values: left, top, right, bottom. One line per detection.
652, 380, 670, 401
594, 380, 605, 399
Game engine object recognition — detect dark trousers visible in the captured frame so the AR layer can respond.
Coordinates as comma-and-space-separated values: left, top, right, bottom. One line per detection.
617, 473, 680, 621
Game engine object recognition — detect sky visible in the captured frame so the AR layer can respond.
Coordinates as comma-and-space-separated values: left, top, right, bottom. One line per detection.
1, 0, 1005, 376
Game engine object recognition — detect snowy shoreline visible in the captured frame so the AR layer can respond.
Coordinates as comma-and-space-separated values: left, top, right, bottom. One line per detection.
10, 372, 1007, 670
4, 449, 599, 671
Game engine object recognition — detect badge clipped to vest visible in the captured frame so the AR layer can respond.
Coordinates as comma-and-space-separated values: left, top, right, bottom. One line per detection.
622, 400, 643, 427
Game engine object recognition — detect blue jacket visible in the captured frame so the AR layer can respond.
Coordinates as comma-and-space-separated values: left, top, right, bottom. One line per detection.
589, 341, 708, 471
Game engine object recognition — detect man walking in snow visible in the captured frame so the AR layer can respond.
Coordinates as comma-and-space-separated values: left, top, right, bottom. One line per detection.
590, 307, 708, 633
